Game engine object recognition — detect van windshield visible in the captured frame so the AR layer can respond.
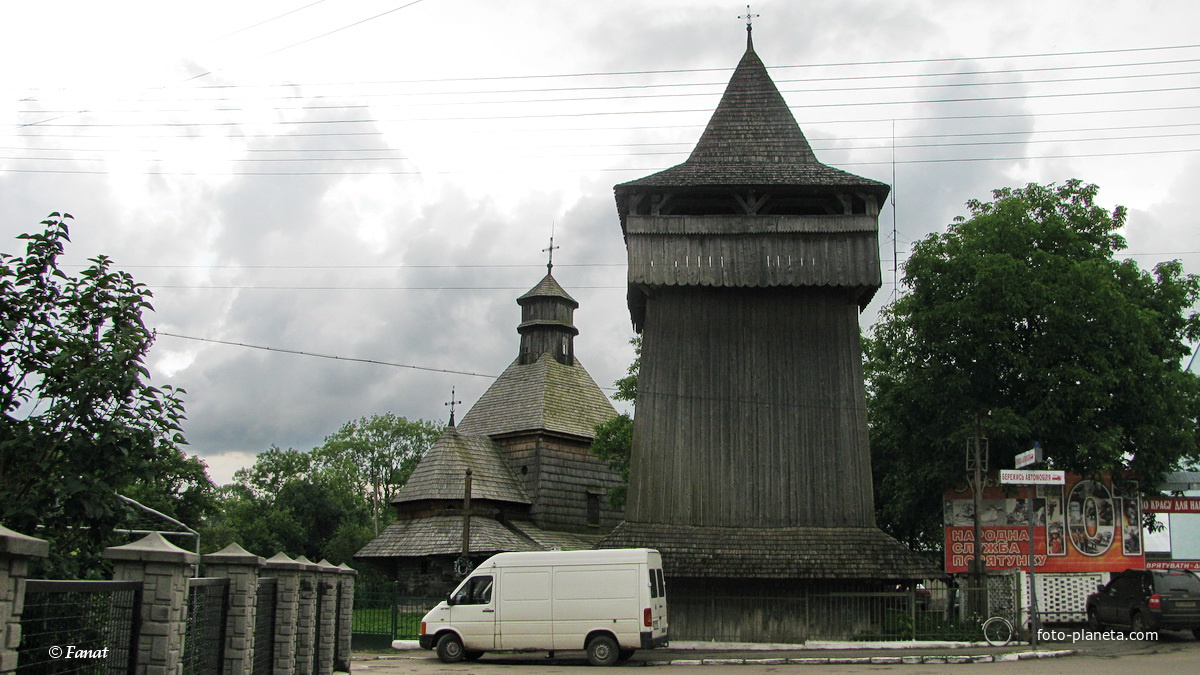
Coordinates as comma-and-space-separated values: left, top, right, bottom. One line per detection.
451, 575, 494, 605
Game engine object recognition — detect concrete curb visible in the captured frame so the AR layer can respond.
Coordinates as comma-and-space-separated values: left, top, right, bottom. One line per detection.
386, 639, 1078, 665
651, 650, 1075, 666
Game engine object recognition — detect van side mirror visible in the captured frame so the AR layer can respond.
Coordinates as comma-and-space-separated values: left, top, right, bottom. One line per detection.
447, 592, 456, 606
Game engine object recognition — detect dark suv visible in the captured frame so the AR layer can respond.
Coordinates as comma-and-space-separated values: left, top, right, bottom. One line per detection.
1086, 568, 1200, 637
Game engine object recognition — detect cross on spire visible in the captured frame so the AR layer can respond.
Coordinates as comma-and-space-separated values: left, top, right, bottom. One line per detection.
542, 233, 560, 274
445, 386, 462, 427
739, 5, 760, 32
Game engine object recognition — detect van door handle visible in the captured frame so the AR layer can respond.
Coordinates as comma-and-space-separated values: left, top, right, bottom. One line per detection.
482, 608, 495, 613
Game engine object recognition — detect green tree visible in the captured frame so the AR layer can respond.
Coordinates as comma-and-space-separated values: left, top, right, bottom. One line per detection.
864, 181, 1200, 548
120, 450, 219, 535
591, 336, 639, 509
207, 414, 441, 563
0, 213, 200, 576
231, 445, 314, 498
312, 413, 442, 534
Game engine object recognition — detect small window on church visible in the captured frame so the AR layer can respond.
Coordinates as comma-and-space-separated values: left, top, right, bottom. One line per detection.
587, 492, 601, 526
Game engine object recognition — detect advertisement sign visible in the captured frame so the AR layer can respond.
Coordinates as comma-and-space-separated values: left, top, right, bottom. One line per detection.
1146, 560, 1200, 571
1015, 446, 1043, 469
1000, 469, 1065, 485
1144, 497, 1200, 514
944, 472, 1144, 573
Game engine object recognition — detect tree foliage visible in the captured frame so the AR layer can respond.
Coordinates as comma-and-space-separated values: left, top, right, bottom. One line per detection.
314, 413, 441, 534
205, 414, 441, 564
591, 336, 639, 508
0, 214, 213, 576
865, 181, 1200, 548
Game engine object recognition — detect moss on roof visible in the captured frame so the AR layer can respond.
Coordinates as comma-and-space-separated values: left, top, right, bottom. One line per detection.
456, 353, 617, 440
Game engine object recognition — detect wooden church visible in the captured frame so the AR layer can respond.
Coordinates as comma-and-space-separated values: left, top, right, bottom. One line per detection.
355, 266, 623, 593
597, 25, 940, 640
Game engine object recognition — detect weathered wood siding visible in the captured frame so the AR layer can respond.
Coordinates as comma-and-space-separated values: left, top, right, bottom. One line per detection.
494, 434, 623, 532
667, 578, 894, 642
626, 285, 875, 528
625, 214, 881, 291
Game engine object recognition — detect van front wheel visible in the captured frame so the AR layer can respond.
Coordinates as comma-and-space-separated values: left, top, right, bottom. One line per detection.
436, 633, 466, 663
586, 635, 619, 666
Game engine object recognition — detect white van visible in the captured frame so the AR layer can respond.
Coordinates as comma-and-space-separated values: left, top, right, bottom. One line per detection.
418, 548, 669, 666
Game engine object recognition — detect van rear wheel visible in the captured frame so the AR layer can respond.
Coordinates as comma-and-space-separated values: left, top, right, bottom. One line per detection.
586, 635, 619, 666
436, 633, 466, 663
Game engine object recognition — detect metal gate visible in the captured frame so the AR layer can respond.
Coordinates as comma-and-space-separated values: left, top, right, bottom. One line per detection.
251, 578, 276, 675
182, 577, 228, 675
351, 582, 438, 649
16, 579, 140, 674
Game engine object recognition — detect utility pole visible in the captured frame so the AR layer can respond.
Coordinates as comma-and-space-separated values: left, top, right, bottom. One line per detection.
967, 411, 989, 615
455, 469, 474, 578
461, 469, 473, 558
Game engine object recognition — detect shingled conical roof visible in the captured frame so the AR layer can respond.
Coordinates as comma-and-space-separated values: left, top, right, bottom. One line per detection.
617, 38, 887, 196
517, 272, 577, 307
457, 353, 616, 439
394, 427, 529, 505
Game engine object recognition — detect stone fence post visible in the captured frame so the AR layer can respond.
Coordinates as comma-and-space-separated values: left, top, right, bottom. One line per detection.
104, 532, 199, 675
202, 543, 263, 675
292, 556, 319, 675
314, 560, 339, 675
334, 563, 356, 673
0, 525, 49, 674
262, 553, 301, 675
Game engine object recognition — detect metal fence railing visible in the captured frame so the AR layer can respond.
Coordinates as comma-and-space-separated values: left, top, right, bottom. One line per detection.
351, 583, 440, 649
16, 579, 140, 675
251, 577, 276, 675
669, 582, 1023, 643
182, 577, 228, 675
332, 580, 346, 668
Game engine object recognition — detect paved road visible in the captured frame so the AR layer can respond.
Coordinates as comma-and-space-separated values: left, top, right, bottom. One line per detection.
350, 630, 1199, 673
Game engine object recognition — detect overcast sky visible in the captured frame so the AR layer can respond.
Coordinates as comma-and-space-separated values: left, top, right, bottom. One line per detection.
3, 0, 1198, 491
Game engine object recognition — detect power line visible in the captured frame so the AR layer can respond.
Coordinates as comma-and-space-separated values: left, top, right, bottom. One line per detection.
148, 284, 625, 291
8, 129, 1200, 165
13, 83, 1199, 129
67, 262, 625, 270
11, 104, 1200, 140
199, 0, 333, 47
16, 0, 434, 129
30, 41, 1188, 94
5, 146, 1199, 176
9, 121, 1200, 154
157, 331, 500, 379
153, 332, 898, 411
67, 250, 1200, 274
19, 66, 1200, 114
17, 56, 1200, 105
186, 0, 433, 83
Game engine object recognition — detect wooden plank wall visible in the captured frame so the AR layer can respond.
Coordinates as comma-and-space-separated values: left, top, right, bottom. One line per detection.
626, 286, 876, 528
496, 435, 622, 532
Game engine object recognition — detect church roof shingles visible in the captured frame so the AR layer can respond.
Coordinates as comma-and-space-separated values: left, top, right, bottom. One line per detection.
600, 522, 943, 580
394, 428, 528, 504
355, 515, 536, 557
354, 515, 599, 558
615, 44, 888, 197
456, 353, 616, 439
517, 274, 578, 306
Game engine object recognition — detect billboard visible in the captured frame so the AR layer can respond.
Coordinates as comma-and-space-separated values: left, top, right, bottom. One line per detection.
944, 472, 1144, 574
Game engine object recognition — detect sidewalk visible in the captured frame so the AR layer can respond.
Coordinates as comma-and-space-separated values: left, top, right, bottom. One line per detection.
352, 638, 1079, 669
